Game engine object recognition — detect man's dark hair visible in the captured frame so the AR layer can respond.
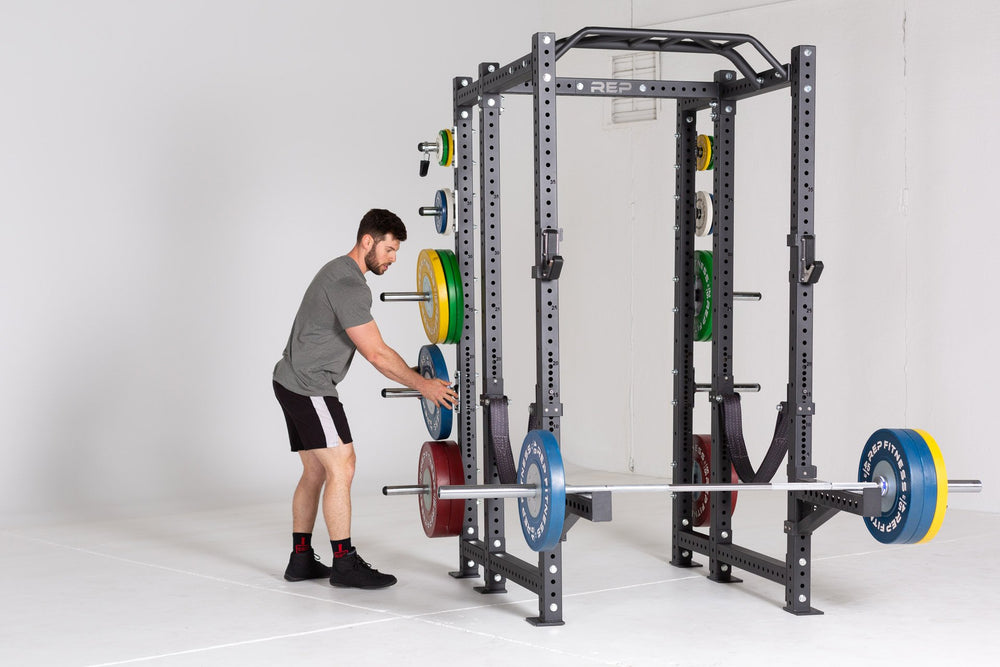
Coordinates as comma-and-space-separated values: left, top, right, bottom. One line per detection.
357, 208, 407, 244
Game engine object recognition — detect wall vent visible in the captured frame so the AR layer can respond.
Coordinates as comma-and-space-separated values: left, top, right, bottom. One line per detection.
610, 52, 658, 124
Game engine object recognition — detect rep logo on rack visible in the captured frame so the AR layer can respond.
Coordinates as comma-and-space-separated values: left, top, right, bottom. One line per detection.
590, 80, 633, 94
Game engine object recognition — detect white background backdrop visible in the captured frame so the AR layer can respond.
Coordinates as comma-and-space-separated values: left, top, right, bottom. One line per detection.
1, 0, 995, 526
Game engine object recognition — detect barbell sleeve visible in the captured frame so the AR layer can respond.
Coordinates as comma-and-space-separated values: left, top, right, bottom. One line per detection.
418, 206, 444, 216
381, 388, 422, 398
383, 485, 429, 496
734, 292, 762, 301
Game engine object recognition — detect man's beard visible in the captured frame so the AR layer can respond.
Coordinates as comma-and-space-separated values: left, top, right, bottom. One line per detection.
365, 247, 386, 274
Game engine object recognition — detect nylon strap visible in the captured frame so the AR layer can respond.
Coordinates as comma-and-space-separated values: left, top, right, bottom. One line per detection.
527, 402, 541, 432
720, 393, 789, 483
486, 397, 518, 485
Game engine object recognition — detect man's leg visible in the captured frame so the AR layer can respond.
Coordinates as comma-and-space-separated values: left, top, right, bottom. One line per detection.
284, 451, 334, 582
293, 450, 327, 533
312, 442, 397, 589
310, 443, 356, 541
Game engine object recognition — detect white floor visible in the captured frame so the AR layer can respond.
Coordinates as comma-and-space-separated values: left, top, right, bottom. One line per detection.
3, 474, 999, 667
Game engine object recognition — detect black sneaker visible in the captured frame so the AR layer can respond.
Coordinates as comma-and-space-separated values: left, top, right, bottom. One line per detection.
284, 549, 332, 582
329, 548, 397, 589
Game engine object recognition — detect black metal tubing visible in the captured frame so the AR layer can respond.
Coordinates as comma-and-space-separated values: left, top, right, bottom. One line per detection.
446, 27, 844, 625
708, 70, 739, 584
460, 541, 544, 595
450, 76, 480, 580
457, 26, 785, 106
671, 98, 701, 569
719, 65, 791, 101
504, 78, 720, 100
476, 62, 509, 594
567, 491, 613, 523
554, 26, 787, 84
795, 486, 882, 518
783, 45, 820, 616
677, 531, 785, 585
529, 31, 565, 628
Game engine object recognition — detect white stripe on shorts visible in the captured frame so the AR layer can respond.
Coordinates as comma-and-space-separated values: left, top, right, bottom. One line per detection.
309, 396, 344, 447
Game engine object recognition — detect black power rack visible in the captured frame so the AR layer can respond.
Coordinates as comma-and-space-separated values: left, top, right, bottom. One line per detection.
439, 27, 876, 625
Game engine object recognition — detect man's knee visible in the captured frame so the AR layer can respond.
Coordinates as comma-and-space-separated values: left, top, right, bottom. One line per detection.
316, 444, 356, 483
299, 452, 326, 484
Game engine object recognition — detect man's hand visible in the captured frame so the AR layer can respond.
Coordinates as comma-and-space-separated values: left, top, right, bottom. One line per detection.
419, 376, 458, 410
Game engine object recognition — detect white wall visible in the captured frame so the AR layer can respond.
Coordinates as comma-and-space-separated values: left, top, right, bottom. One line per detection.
2, 0, 994, 526
0, 0, 552, 525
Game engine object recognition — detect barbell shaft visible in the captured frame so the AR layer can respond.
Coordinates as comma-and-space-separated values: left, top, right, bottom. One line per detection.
381, 291, 431, 302
696, 383, 760, 393
383, 479, 982, 500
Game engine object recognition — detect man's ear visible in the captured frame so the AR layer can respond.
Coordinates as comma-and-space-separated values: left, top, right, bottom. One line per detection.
360, 233, 374, 251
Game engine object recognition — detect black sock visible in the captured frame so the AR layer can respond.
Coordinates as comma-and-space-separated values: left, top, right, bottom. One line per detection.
331, 537, 352, 558
293, 533, 313, 554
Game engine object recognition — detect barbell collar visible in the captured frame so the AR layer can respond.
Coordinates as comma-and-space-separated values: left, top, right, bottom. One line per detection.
380, 291, 431, 302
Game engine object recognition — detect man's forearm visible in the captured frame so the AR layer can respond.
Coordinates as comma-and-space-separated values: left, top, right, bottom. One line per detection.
371, 346, 424, 389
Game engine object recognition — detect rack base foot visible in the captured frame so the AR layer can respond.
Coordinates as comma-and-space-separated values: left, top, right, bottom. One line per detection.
526, 616, 565, 627
473, 585, 508, 595
784, 605, 824, 616
449, 570, 479, 579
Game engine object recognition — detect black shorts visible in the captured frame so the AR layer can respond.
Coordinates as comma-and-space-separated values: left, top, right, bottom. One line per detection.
273, 381, 354, 451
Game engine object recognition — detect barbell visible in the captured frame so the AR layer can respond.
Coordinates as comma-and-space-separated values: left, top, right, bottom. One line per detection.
383, 429, 981, 552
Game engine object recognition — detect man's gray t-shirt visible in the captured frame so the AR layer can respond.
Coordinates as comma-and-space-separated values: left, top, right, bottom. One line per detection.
273, 255, 372, 397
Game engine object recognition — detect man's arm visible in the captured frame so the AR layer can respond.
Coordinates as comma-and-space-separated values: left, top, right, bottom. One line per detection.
346, 320, 457, 408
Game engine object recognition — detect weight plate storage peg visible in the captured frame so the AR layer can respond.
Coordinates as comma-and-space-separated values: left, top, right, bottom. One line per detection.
695, 191, 714, 236
691, 434, 738, 527
417, 440, 465, 537
416, 249, 450, 344
517, 430, 566, 552
418, 344, 453, 440
694, 250, 713, 342
697, 134, 714, 171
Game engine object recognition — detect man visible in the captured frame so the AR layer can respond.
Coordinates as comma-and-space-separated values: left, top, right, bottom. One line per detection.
272, 208, 457, 589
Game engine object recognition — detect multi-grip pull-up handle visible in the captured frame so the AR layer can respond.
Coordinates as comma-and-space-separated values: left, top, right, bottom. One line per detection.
553, 26, 788, 86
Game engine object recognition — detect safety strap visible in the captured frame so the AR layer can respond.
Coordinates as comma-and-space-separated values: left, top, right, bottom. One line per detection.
720, 393, 790, 483
486, 397, 518, 485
